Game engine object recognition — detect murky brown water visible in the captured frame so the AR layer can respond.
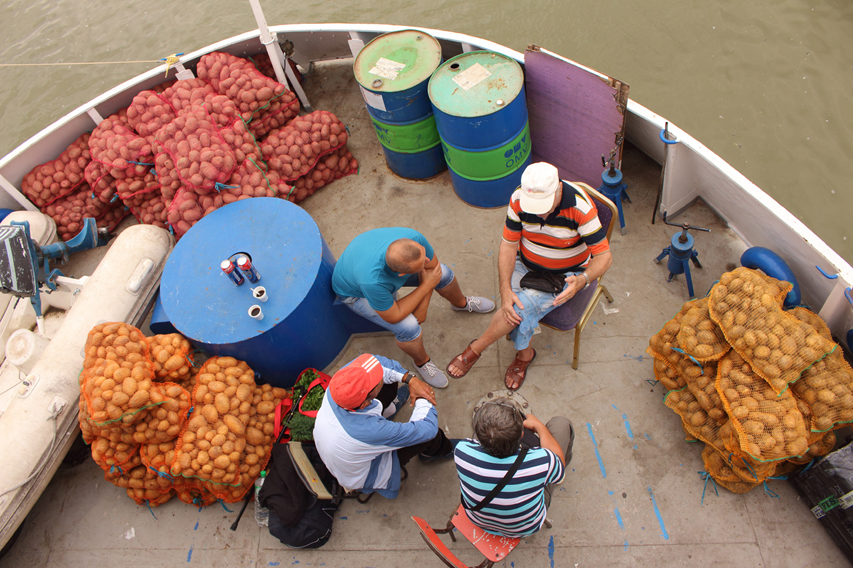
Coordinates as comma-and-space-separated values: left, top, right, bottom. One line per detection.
1, 0, 851, 261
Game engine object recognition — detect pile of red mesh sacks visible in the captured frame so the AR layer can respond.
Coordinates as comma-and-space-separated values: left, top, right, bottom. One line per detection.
21, 51, 358, 241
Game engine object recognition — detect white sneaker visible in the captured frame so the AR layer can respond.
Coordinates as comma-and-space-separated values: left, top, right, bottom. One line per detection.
415, 360, 449, 389
451, 296, 496, 314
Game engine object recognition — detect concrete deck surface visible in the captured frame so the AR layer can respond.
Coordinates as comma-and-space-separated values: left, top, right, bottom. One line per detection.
1, 58, 849, 568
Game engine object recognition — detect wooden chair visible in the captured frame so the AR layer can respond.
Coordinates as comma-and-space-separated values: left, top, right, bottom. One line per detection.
539, 182, 616, 369
412, 504, 521, 568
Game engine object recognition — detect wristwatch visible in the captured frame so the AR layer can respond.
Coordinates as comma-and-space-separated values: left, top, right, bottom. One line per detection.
581, 272, 590, 290
401, 372, 413, 385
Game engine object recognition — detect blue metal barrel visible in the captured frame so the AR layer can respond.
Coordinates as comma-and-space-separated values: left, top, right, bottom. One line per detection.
159, 198, 384, 387
429, 51, 531, 208
354, 30, 447, 179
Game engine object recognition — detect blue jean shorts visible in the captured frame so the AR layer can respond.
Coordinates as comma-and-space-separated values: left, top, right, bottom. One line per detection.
340, 263, 456, 343
508, 259, 581, 350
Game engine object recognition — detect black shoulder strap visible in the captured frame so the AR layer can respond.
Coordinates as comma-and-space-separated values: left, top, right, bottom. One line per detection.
462, 448, 529, 512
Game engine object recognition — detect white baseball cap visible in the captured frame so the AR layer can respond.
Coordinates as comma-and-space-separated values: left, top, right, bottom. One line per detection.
519, 162, 561, 215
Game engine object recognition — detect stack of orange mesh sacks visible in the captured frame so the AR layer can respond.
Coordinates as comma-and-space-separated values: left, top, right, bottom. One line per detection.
21, 51, 358, 242
78, 322, 289, 508
649, 267, 851, 493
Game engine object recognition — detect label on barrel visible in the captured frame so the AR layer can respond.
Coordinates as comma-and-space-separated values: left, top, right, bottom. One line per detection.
369, 57, 406, 80
360, 86, 387, 112
453, 63, 491, 91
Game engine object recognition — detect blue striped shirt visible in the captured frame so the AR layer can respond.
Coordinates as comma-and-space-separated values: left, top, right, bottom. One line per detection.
454, 440, 564, 537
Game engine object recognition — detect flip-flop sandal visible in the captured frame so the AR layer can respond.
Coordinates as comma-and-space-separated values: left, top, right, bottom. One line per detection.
446, 340, 480, 379
505, 349, 537, 391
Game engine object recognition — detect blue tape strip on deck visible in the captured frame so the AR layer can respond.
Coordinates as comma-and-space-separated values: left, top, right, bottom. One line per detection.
586, 422, 606, 478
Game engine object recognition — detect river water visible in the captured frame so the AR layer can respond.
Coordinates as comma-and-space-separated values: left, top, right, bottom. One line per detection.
1, 0, 851, 262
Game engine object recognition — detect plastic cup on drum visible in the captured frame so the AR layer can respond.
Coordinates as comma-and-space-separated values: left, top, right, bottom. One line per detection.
248, 305, 264, 321
252, 286, 268, 302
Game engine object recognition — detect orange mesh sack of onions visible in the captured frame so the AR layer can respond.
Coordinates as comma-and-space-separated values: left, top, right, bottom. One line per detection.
715, 349, 810, 462
709, 267, 835, 395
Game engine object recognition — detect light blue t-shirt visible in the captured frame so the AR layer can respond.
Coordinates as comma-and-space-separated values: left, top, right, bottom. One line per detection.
332, 228, 434, 312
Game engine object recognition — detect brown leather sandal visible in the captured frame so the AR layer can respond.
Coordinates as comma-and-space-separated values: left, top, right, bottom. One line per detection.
505, 349, 537, 391
446, 341, 480, 379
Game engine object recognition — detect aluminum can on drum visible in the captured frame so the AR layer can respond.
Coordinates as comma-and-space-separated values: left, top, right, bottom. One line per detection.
428, 51, 532, 207
354, 29, 447, 179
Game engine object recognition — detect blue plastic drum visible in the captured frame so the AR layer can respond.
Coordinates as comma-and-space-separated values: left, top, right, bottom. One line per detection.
354, 30, 446, 179
429, 51, 532, 208
159, 198, 383, 387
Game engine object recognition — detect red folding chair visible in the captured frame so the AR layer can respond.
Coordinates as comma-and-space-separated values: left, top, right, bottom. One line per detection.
412, 504, 523, 568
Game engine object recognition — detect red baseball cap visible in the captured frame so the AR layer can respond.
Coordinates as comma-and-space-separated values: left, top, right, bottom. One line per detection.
329, 354, 383, 410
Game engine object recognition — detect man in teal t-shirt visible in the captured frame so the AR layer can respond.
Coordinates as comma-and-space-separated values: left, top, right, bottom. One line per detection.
332, 227, 494, 388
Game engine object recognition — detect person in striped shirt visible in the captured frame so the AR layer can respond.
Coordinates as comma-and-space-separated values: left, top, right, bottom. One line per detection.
447, 162, 613, 390
454, 398, 573, 537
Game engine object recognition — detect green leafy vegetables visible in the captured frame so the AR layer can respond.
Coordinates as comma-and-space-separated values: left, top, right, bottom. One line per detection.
282, 369, 325, 442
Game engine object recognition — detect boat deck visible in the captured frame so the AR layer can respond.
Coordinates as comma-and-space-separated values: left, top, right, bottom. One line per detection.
2, 58, 849, 567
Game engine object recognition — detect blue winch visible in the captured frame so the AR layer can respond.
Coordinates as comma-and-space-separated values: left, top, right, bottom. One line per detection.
598, 154, 630, 235
654, 213, 710, 299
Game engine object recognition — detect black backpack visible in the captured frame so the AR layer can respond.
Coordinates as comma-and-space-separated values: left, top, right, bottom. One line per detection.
259, 442, 340, 549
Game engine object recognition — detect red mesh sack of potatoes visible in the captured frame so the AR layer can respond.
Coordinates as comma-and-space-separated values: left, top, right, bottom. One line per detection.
127, 188, 170, 230
127, 90, 177, 140
153, 143, 183, 201
790, 347, 853, 432
223, 158, 277, 200
150, 333, 194, 381
89, 116, 154, 175
219, 118, 265, 165
165, 187, 207, 238
162, 78, 241, 130
196, 51, 299, 138
280, 147, 359, 205
648, 299, 699, 370
156, 106, 236, 194
43, 184, 111, 241
115, 165, 159, 201
85, 163, 118, 204
81, 322, 160, 427
96, 203, 131, 235
709, 268, 835, 394
716, 349, 810, 462
262, 110, 347, 181
161, 79, 213, 115
22, 133, 91, 208
150, 79, 177, 95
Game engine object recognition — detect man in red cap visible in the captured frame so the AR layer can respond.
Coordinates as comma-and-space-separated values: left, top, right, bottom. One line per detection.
313, 353, 456, 499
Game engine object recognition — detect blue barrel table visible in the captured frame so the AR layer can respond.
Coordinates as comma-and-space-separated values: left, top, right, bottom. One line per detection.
158, 198, 383, 387
354, 29, 446, 179
429, 51, 532, 208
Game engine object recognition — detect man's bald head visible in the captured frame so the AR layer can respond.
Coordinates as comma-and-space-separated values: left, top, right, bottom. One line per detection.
386, 239, 425, 274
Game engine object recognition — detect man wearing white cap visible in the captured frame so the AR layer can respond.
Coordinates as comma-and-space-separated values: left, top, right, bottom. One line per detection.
447, 162, 612, 390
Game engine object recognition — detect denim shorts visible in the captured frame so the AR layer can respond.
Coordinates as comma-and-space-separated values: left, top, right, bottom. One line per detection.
340, 263, 456, 343
508, 259, 581, 350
